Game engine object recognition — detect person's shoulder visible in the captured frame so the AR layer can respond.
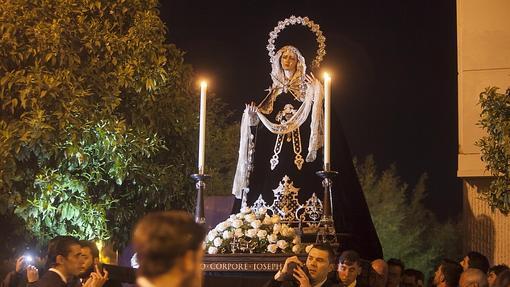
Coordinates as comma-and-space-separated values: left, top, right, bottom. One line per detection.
33, 271, 66, 287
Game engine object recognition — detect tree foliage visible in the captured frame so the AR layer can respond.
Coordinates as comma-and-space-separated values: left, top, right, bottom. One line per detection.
356, 156, 461, 275
0, 0, 238, 253
477, 87, 510, 215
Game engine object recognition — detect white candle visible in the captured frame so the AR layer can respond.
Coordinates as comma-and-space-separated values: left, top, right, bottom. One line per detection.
198, 81, 207, 174
323, 73, 331, 170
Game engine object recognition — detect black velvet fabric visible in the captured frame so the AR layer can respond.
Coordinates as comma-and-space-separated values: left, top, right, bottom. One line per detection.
232, 92, 383, 260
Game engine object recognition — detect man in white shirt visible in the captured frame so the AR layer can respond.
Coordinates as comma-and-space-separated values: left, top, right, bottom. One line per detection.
133, 211, 206, 287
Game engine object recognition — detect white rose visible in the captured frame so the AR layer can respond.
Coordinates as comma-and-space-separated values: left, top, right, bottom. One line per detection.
213, 237, 223, 247
305, 244, 314, 253
280, 226, 289, 236
207, 230, 218, 241
277, 240, 289, 250
267, 244, 278, 253
273, 223, 282, 234
257, 207, 268, 215
234, 228, 244, 238
270, 215, 280, 224
215, 222, 229, 232
263, 215, 272, 225
240, 206, 252, 214
281, 226, 295, 237
208, 247, 218, 254
245, 213, 257, 223
245, 229, 258, 238
223, 230, 233, 239
292, 244, 301, 253
257, 229, 268, 239
232, 219, 243, 228
292, 236, 301, 245
251, 220, 262, 229
235, 213, 245, 219
267, 234, 278, 243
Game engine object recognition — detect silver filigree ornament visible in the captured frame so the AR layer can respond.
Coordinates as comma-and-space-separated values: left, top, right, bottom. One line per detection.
267, 16, 327, 69
250, 176, 324, 228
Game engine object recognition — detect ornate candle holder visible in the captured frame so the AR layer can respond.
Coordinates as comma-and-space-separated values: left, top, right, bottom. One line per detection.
315, 169, 339, 245
191, 173, 210, 225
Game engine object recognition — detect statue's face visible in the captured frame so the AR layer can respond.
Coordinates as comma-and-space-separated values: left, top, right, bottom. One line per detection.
280, 50, 298, 72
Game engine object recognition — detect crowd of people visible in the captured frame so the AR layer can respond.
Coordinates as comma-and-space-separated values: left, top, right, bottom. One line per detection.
2, 211, 510, 287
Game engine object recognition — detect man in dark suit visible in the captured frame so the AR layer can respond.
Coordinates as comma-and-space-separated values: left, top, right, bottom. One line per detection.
337, 250, 364, 287
34, 236, 83, 287
265, 244, 338, 287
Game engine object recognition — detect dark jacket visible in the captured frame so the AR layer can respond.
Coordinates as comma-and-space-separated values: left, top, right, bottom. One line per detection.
1, 271, 30, 287
264, 277, 340, 287
33, 271, 66, 287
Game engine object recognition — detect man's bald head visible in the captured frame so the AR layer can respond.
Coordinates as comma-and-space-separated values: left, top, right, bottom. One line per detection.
372, 259, 389, 277
369, 259, 389, 287
460, 268, 489, 287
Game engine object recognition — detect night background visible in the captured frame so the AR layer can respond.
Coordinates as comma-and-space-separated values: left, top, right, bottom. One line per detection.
161, 0, 460, 220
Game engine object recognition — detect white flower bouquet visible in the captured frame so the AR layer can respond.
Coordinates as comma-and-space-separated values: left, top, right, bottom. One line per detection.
205, 207, 302, 254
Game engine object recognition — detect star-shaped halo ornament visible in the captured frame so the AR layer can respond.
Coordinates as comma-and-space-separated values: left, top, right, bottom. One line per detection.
267, 15, 326, 69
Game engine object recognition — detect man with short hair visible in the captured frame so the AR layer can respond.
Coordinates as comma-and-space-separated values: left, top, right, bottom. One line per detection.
459, 268, 489, 287
487, 265, 510, 287
77, 240, 120, 287
460, 252, 490, 274
133, 211, 206, 287
433, 259, 463, 287
34, 236, 83, 287
267, 244, 338, 287
401, 269, 424, 287
369, 259, 388, 287
337, 250, 363, 287
387, 259, 404, 287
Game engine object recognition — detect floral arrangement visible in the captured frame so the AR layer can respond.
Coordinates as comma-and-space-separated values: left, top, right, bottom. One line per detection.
205, 207, 302, 254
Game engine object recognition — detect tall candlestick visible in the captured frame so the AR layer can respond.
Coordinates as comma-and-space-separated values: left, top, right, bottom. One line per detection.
198, 81, 207, 174
323, 73, 331, 171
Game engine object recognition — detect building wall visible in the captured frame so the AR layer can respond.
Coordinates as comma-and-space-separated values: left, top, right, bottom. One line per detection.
457, 0, 510, 264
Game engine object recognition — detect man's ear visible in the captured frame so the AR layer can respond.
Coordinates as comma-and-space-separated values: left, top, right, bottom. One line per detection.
56, 254, 65, 266
328, 263, 335, 272
440, 273, 446, 283
94, 257, 100, 265
356, 264, 362, 276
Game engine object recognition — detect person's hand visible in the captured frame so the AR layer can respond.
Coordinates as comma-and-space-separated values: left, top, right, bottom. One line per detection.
15, 256, 25, 273
26, 265, 39, 283
293, 265, 312, 287
275, 256, 303, 281
83, 265, 109, 287
245, 102, 258, 117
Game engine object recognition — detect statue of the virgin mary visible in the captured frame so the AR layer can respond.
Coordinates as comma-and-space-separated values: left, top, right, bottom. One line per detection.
231, 17, 383, 259
232, 44, 324, 208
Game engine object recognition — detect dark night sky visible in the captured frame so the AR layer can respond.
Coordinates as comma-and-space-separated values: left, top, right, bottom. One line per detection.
160, 0, 461, 220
